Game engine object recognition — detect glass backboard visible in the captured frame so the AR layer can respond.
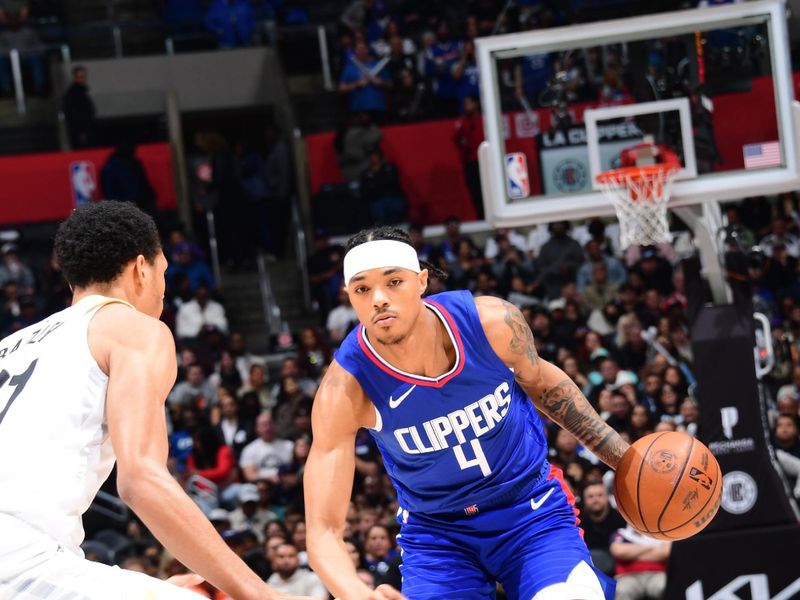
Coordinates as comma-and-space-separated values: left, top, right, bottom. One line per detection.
476, 0, 800, 226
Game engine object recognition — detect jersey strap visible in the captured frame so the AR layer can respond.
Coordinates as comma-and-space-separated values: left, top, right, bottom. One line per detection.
74, 294, 135, 316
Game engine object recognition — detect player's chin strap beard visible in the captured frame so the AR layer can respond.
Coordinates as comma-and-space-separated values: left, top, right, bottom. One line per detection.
343, 240, 421, 286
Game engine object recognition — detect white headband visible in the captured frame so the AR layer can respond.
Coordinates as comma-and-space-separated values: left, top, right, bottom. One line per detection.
343, 240, 421, 285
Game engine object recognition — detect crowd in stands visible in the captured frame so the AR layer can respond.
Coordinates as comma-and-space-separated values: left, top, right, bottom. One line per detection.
8, 193, 798, 598
185, 124, 293, 266
0, 0, 51, 96
329, 0, 736, 125
165, 0, 281, 48
2, 191, 800, 596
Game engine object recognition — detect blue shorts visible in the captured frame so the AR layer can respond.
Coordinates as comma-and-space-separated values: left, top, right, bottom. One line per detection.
395, 463, 615, 600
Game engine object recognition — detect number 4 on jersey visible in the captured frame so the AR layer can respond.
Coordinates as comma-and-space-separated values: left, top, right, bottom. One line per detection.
0, 359, 38, 426
454, 439, 491, 477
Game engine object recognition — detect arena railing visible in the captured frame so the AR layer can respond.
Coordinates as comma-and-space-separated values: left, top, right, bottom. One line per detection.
256, 251, 283, 338
0, 44, 71, 117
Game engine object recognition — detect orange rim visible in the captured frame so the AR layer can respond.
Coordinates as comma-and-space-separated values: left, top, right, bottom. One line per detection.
596, 163, 680, 185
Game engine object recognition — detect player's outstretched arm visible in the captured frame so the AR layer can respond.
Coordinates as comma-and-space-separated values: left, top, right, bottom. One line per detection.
476, 297, 630, 469
305, 361, 406, 600
93, 305, 312, 600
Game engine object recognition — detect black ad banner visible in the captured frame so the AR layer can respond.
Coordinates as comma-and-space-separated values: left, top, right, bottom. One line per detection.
665, 525, 800, 599
691, 305, 796, 532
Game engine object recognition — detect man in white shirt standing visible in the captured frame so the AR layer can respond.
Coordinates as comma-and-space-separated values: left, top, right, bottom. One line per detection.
267, 543, 328, 599
239, 412, 294, 483
326, 288, 357, 344
175, 284, 228, 339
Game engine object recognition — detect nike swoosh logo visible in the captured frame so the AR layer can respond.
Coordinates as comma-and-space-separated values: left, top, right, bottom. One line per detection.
530, 488, 554, 510
389, 385, 416, 409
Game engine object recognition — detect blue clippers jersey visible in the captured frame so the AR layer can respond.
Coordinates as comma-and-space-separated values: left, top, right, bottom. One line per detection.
335, 290, 549, 515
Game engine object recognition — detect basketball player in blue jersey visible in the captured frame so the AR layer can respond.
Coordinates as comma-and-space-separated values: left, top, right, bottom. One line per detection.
305, 226, 631, 600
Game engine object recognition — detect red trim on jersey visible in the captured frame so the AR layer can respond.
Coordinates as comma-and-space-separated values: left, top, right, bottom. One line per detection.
548, 464, 583, 536
356, 299, 466, 388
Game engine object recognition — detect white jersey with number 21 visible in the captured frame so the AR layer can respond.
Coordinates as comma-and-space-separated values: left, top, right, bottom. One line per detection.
0, 295, 131, 556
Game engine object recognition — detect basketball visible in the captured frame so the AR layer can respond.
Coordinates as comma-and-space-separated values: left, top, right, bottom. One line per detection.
613, 431, 722, 541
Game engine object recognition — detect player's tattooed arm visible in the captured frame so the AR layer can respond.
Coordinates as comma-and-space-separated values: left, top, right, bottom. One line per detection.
475, 296, 629, 469
538, 377, 629, 468
501, 299, 540, 365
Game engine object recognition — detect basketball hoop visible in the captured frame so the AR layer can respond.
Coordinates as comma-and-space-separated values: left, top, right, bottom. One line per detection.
597, 162, 680, 249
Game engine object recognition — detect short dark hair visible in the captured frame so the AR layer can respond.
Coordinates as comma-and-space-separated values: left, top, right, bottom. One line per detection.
776, 414, 799, 429
54, 201, 161, 288
582, 480, 606, 493
345, 226, 448, 282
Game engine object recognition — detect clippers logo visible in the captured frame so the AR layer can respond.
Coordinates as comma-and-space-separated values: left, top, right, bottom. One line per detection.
688, 467, 713, 490
721, 406, 739, 440
721, 470, 758, 515
552, 159, 588, 193
464, 504, 479, 516
70, 161, 98, 207
505, 153, 530, 199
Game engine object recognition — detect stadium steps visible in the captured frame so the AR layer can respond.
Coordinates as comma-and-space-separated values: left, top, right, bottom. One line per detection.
221, 269, 272, 352
286, 75, 345, 133
221, 259, 317, 353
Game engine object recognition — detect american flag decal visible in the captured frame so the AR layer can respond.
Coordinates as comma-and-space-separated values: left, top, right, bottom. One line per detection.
464, 504, 479, 516
743, 141, 781, 169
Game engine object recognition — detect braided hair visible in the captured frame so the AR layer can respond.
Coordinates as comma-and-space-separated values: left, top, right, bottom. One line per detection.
345, 226, 449, 285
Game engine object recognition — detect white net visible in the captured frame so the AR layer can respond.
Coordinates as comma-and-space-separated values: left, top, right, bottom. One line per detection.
597, 165, 679, 249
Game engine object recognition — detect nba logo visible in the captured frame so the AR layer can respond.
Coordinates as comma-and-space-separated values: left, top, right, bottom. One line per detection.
505, 153, 529, 199
70, 161, 98, 207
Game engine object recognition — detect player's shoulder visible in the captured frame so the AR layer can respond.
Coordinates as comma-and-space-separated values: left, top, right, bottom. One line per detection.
314, 359, 373, 428
319, 359, 364, 397
92, 302, 172, 341
473, 294, 515, 328
89, 302, 174, 363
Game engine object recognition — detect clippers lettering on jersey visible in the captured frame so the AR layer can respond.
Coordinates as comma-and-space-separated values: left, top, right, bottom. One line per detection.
393, 381, 511, 455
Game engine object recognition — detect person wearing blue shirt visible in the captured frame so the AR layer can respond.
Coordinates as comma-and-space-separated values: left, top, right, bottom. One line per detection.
452, 40, 480, 113
338, 41, 390, 114
425, 21, 462, 116
206, 0, 255, 48
305, 226, 628, 599
515, 51, 554, 107
167, 244, 216, 292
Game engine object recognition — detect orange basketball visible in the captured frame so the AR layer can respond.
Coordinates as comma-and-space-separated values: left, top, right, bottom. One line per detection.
613, 431, 722, 541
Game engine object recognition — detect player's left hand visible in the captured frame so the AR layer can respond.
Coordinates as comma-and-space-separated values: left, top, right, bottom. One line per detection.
166, 573, 205, 589
369, 583, 407, 599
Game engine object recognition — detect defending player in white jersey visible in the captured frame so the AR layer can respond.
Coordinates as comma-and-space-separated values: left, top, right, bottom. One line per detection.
0, 201, 312, 600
